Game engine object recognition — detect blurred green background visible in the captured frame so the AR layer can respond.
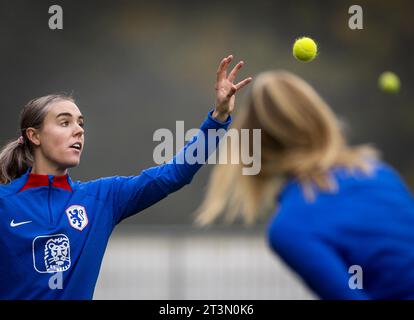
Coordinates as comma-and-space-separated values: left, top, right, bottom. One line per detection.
0, 0, 413, 224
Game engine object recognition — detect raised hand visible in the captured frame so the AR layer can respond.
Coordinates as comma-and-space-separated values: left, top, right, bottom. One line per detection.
213, 55, 252, 122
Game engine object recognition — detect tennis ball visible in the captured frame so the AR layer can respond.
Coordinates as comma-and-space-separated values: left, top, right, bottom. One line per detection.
378, 71, 400, 94
293, 37, 318, 62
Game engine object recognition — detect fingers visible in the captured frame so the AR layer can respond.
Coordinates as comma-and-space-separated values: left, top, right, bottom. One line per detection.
227, 61, 244, 82
226, 77, 251, 100
216, 55, 233, 82
234, 77, 253, 91
216, 55, 252, 101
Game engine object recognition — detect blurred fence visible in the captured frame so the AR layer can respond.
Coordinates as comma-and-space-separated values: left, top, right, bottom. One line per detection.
94, 225, 315, 299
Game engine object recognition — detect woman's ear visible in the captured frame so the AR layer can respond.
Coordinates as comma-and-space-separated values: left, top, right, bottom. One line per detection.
25, 127, 41, 146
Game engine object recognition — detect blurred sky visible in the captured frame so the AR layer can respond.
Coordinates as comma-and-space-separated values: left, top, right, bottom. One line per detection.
0, 0, 413, 224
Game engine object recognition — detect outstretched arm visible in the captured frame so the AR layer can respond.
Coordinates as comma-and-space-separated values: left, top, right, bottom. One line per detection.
98, 56, 251, 224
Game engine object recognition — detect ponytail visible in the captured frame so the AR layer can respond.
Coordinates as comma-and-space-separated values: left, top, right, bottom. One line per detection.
0, 136, 33, 184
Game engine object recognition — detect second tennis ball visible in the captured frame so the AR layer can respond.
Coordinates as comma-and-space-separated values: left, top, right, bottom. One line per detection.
378, 71, 400, 94
293, 37, 318, 62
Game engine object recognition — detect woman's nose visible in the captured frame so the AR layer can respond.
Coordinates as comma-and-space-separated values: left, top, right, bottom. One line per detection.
74, 124, 84, 136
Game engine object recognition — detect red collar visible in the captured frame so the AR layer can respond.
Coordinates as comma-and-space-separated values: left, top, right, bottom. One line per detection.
19, 173, 72, 192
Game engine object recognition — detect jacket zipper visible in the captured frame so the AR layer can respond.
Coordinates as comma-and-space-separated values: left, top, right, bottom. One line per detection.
48, 176, 54, 224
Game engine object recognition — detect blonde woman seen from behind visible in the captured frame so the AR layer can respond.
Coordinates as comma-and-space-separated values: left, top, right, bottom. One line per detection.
196, 70, 414, 300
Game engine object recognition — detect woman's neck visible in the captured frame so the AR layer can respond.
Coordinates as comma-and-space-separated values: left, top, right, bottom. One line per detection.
31, 163, 68, 176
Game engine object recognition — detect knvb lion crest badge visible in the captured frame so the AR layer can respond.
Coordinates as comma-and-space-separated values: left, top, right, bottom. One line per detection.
65, 205, 88, 231
32, 234, 71, 273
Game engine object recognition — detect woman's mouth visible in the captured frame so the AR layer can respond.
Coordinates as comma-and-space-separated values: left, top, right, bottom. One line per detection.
69, 142, 82, 151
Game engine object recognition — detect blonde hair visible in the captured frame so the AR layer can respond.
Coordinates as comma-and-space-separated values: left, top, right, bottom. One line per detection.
0, 94, 74, 184
196, 70, 378, 225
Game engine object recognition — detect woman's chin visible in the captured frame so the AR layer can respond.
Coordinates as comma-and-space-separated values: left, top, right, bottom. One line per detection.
67, 163, 79, 169
56, 150, 82, 169
60, 158, 81, 169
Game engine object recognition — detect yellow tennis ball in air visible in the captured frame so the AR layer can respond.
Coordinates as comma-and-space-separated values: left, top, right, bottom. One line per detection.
378, 71, 400, 94
293, 37, 318, 62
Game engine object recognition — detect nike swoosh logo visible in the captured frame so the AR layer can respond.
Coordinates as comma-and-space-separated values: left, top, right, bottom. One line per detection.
10, 220, 32, 227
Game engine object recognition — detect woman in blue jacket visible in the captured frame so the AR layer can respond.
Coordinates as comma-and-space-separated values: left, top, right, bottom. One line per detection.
0, 55, 252, 299
196, 70, 414, 299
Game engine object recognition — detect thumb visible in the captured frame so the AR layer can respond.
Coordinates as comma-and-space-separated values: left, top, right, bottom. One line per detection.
226, 85, 237, 99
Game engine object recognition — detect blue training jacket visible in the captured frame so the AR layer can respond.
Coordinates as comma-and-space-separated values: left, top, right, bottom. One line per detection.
267, 160, 414, 299
0, 110, 231, 300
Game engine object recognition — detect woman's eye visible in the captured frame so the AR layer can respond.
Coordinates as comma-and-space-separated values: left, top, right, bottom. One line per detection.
60, 121, 84, 128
